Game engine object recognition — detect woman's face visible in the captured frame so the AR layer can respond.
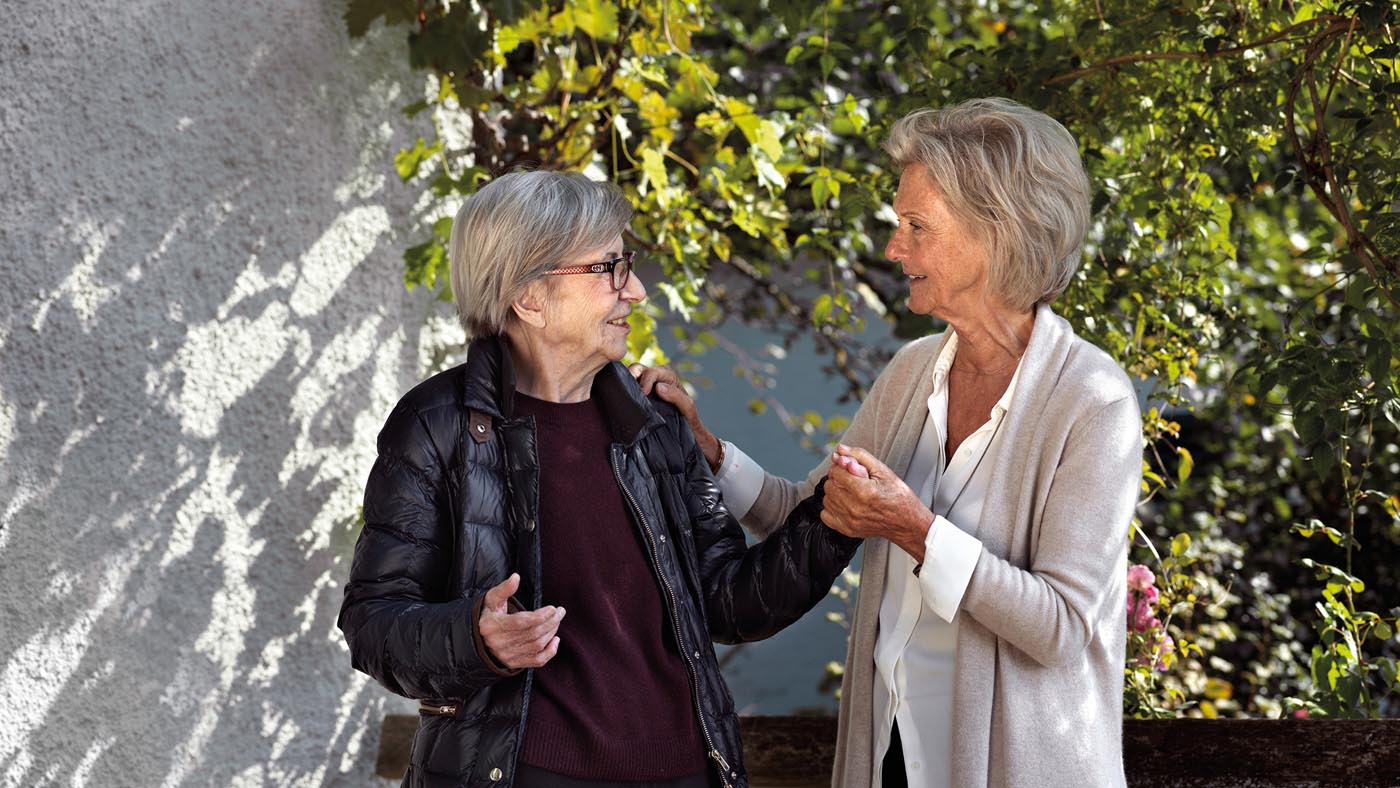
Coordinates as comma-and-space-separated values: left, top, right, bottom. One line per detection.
884, 165, 991, 320
536, 234, 646, 371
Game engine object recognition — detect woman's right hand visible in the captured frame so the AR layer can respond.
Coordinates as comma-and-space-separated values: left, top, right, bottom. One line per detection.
478, 573, 565, 670
629, 363, 723, 472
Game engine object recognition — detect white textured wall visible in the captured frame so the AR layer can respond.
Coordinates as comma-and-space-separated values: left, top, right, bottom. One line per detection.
0, 2, 443, 785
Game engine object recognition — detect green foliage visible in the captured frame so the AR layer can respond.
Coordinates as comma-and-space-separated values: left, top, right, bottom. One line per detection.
352, 0, 1400, 716
1122, 528, 1214, 719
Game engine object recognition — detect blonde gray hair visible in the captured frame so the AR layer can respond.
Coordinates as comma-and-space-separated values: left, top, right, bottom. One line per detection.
448, 170, 632, 336
883, 98, 1091, 311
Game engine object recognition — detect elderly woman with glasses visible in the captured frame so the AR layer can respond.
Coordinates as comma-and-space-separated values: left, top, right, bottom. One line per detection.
338, 170, 860, 788
637, 98, 1143, 788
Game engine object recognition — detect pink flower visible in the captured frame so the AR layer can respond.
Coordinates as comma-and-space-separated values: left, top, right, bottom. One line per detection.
1127, 564, 1156, 593
1129, 607, 1158, 632
1291, 708, 1309, 719
1126, 585, 1160, 633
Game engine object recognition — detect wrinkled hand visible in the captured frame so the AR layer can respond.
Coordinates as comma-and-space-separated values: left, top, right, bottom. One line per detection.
629, 363, 722, 470
478, 573, 564, 670
822, 445, 932, 562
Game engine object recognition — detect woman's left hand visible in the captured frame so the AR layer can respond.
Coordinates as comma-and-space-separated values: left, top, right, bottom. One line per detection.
822, 445, 933, 562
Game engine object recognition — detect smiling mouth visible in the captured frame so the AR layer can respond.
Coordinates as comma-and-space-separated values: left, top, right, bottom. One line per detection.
907, 275, 927, 281
606, 316, 630, 328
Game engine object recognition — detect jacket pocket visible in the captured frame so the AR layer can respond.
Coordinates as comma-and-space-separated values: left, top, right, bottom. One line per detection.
409, 715, 460, 778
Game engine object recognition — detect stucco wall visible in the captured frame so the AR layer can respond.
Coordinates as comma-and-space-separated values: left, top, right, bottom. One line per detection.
0, 2, 440, 784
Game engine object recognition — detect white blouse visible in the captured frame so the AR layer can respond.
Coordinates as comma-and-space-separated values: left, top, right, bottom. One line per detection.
717, 332, 1023, 788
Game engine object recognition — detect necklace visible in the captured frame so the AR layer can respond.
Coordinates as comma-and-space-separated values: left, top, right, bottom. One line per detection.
952, 353, 1020, 377
912, 413, 1005, 577
936, 413, 1004, 516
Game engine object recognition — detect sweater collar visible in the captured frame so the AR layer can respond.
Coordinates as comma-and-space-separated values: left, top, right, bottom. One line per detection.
460, 335, 663, 445
1007, 303, 1076, 413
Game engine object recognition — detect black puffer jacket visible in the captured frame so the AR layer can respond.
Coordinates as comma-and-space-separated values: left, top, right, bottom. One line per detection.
338, 337, 858, 788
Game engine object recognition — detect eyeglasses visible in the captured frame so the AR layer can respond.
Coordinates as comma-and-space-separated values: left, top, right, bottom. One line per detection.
541, 250, 636, 292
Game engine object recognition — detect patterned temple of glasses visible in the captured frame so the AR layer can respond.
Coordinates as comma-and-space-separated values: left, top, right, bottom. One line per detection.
541, 250, 636, 291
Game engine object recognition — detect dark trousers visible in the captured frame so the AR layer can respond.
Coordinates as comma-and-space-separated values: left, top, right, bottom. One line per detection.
513, 764, 716, 788
882, 720, 908, 788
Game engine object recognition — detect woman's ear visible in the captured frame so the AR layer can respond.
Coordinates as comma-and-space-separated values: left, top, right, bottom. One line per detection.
511, 280, 548, 329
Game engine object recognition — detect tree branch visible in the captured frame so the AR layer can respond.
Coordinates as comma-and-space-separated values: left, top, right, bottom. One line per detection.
1321, 16, 1357, 114
1043, 16, 1344, 86
1284, 25, 1400, 309
720, 255, 869, 397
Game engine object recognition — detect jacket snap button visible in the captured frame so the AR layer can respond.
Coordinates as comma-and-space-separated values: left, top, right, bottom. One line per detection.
475, 423, 486, 433
489, 767, 503, 781
693, 650, 700, 659
526, 519, 535, 532
658, 534, 666, 542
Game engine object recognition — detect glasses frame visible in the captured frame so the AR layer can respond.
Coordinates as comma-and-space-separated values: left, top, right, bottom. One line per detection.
541, 250, 636, 292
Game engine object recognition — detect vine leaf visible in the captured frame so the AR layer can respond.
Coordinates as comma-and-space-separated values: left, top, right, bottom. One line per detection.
344, 0, 413, 38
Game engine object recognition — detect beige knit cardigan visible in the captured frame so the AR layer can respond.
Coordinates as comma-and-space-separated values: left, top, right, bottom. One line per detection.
740, 305, 1141, 788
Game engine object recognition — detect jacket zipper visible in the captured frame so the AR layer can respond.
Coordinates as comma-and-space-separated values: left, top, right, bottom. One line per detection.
610, 446, 735, 788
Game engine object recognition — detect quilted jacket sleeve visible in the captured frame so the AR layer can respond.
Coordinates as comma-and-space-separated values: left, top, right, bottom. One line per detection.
337, 400, 507, 699
672, 413, 861, 644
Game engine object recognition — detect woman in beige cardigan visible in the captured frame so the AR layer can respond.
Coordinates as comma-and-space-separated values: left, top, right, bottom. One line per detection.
636, 98, 1142, 788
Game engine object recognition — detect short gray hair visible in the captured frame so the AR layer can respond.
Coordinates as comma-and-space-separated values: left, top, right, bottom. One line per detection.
448, 170, 632, 336
883, 98, 1091, 311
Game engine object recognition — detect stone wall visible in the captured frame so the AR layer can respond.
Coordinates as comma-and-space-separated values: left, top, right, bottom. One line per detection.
0, 2, 442, 784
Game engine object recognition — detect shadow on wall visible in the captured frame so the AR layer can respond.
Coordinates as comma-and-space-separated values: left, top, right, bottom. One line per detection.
0, 1, 442, 785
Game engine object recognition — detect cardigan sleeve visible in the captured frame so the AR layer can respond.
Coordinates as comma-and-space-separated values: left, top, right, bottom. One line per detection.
958, 394, 1142, 667
737, 338, 933, 538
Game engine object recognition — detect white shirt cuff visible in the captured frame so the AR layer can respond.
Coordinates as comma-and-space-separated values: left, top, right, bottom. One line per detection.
713, 440, 764, 520
918, 515, 983, 622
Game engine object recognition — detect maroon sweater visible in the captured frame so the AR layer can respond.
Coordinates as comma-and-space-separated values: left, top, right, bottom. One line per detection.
515, 393, 709, 779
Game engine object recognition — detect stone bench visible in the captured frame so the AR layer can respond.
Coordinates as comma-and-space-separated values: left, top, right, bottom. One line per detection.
376, 715, 1400, 786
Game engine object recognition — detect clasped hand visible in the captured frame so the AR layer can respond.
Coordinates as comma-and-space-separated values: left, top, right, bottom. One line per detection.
823, 445, 933, 562
627, 362, 931, 557
478, 573, 564, 670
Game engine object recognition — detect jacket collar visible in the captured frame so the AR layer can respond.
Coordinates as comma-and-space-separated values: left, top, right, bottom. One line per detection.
460, 335, 665, 446
460, 335, 514, 419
